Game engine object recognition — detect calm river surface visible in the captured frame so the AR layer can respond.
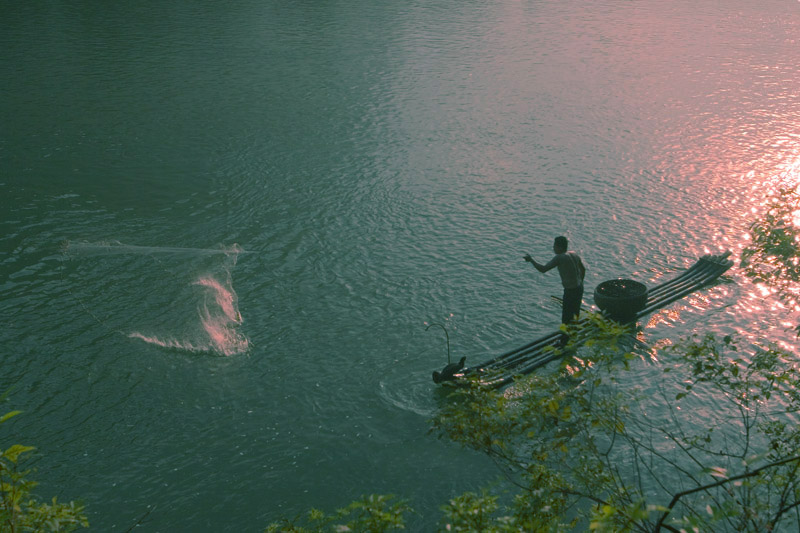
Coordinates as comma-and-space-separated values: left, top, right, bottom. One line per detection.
2, 0, 800, 530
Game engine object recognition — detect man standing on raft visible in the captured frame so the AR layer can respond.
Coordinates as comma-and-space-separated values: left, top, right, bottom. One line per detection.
524, 236, 586, 330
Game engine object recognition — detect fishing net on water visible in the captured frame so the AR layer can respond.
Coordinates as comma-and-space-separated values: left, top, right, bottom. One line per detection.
60, 240, 250, 356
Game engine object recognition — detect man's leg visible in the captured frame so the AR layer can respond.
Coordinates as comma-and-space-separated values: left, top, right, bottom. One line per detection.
562, 286, 583, 325
559, 286, 584, 346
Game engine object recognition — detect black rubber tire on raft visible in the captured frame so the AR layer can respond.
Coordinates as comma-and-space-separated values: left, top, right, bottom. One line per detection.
593, 279, 648, 322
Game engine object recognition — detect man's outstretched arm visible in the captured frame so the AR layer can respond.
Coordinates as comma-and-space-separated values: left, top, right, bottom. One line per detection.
524, 254, 555, 273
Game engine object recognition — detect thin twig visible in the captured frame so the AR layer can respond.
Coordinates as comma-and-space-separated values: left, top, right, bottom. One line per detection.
654, 455, 800, 532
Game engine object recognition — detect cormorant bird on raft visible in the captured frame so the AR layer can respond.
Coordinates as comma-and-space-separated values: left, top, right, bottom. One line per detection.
432, 356, 466, 384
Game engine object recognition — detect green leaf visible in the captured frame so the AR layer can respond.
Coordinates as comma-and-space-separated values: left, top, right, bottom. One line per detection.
0, 410, 22, 424
3, 444, 35, 464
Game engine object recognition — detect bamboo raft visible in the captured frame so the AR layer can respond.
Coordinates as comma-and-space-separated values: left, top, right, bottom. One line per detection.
436, 252, 734, 389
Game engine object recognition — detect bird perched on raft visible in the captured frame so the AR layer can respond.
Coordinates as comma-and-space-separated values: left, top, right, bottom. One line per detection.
432, 356, 466, 384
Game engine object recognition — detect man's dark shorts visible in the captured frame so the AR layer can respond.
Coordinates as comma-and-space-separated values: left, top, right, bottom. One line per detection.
562, 285, 584, 325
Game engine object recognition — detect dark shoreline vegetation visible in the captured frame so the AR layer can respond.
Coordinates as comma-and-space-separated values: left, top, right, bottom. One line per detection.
0, 400, 88, 531
3, 189, 799, 532
266, 331, 800, 533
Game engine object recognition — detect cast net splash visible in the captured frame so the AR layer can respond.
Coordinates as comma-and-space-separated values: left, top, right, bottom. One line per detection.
62, 241, 250, 356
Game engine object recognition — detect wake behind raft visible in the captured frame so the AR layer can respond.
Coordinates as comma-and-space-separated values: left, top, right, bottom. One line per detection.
432, 252, 734, 389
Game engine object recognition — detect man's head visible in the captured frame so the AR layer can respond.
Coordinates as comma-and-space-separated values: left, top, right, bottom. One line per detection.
553, 236, 568, 254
